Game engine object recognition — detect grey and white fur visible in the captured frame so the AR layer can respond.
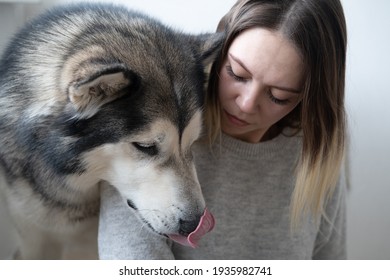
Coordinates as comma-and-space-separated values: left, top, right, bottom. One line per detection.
0, 3, 222, 259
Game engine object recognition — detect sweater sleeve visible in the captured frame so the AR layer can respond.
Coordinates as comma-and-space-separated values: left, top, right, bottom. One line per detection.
312, 172, 347, 259
98, 182, 175, 260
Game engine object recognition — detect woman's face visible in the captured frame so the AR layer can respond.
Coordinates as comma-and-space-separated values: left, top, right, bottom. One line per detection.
218, 28, 305, 143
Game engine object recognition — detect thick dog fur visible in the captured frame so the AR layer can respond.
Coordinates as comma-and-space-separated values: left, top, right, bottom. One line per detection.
0, 3, 222, 259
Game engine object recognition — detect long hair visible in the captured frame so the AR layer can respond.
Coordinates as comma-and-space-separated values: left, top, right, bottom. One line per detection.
205, 0, 347, 227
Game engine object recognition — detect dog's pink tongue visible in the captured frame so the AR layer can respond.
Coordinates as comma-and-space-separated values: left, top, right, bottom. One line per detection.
168, 208, 215, 248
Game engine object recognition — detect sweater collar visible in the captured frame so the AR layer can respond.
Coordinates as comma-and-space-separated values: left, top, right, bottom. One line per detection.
215, 129, 302, 159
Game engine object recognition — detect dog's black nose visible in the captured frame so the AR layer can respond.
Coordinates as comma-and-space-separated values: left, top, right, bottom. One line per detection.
179, 217, 201, 236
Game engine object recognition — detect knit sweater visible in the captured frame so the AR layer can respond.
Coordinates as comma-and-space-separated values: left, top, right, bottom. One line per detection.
98, 131, 346, 259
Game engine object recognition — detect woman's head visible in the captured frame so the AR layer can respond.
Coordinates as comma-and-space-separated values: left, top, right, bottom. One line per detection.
218, 27, 305, 143
206, 0, 347, 225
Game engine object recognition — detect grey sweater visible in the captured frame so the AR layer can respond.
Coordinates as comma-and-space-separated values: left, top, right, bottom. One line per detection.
98, 131, 346, 259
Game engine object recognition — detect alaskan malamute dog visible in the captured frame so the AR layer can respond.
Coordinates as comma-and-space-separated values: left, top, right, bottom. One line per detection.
0, 3, 221, 259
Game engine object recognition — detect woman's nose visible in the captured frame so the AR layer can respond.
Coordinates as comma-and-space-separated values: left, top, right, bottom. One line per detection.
236, 85, 262, 114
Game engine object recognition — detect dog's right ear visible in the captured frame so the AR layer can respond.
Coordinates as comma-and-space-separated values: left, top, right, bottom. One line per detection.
66, 63, 139, 119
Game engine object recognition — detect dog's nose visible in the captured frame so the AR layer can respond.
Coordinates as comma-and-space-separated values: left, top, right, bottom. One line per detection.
179, 216, 201, 236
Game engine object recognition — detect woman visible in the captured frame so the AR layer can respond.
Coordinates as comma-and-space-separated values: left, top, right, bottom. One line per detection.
99, 0, 347, 259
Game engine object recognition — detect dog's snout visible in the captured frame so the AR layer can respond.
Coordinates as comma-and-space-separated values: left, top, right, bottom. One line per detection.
179, 216, 201, 236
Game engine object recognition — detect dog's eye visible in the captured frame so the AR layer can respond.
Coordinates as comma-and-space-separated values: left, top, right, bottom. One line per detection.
132, 142, 158, 156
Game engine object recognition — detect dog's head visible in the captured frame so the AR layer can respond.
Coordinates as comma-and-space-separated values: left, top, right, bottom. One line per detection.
59, 18, 223, 240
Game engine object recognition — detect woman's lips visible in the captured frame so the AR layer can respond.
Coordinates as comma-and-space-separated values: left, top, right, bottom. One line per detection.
224, 110, 249, 127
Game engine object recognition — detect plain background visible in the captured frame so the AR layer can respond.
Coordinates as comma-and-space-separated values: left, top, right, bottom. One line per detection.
0, 0, 389, 259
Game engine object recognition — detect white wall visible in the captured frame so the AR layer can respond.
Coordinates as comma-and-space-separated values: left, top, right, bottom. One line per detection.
0, 0, 389, 260
342, 0, 390, 259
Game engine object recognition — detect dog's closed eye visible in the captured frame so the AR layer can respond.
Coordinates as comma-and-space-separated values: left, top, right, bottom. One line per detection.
132, 142, 158, 156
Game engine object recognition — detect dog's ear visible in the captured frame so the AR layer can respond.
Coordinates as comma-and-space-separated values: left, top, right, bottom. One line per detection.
193, 32, 225, 67
67, 64, 138, 119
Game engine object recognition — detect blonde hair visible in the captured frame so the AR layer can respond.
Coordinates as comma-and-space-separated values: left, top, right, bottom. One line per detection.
205, 0, 347, 227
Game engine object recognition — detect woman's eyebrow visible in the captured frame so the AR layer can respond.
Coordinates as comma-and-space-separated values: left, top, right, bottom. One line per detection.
229, 53, 252, 75
229, 53, 302, 94
273, 85, 302, 94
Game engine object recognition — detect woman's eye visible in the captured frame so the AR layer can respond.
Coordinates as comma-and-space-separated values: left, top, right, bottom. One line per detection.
132, 142, 158, 156
226, 65, 246, 82
267, 90, 291, 106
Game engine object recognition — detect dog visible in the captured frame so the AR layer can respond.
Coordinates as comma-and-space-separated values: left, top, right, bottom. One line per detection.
0, 3, 222, 259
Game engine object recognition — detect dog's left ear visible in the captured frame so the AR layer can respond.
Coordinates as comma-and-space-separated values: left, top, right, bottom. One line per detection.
192, 32, 225, 67
67, 64, 137, 119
